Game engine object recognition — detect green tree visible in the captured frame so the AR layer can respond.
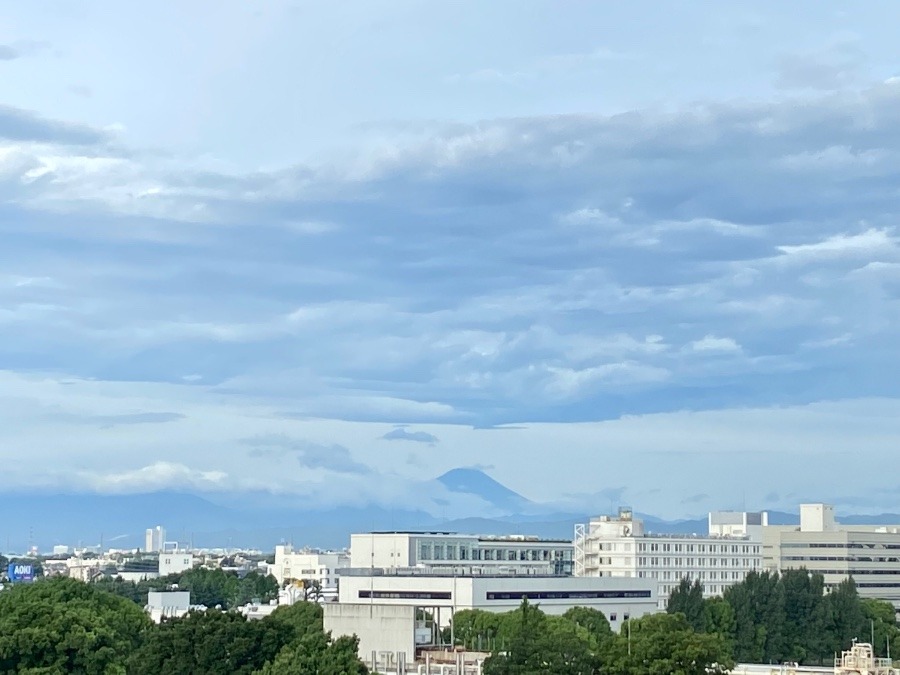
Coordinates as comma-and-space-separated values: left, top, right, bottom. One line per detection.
254, 631, 368, 675
128, 609, 287, 675
266, 600, 325, 642
861, 598, 900, 660
483, 599, 559, 675
601, 612, 732, 675
667, 578, 706, 632
823, 578, 866, 656
780, 569, 828, 664
701, 596, 735, 654
451, 609, 504, 650
562, 606, 613, 647
722, 570, 785, 663
0, 576, 150, 675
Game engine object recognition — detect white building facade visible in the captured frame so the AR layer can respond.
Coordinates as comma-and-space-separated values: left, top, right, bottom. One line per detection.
764, 503, 900, 613
147, 591, 190, 623
349, 532, 574, 576
145, 526, 166, 553
575, 508, 763, 608
273, 546, 350, 588
159, 552, 194, 577
336, 571, 657, 631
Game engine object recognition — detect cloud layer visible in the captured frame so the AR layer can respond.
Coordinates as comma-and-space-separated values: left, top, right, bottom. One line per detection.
1, 3, 899, 517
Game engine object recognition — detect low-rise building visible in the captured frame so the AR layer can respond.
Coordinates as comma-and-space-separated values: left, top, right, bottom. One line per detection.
574, 507, 763, 608
147, 591, 190, 623
327, 570, 658, 668
159, 552, 194, 577
273, 546, 349, 589
349, 532, 574, 576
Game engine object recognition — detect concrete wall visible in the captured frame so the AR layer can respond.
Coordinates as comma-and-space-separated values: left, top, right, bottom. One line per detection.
324, 603, 417, 668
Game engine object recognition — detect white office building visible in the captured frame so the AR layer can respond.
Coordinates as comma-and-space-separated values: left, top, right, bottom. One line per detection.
273, 546, 350, 589
575, 508, 763, 608
145, 526, 166, 554
764, 503, 900, 613
326, 569, 658, 667
349, 531, 574, 576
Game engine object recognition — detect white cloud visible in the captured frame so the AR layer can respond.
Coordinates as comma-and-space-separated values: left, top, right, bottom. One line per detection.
75, 462, 230, 493
777, 228, 897, 260
689, 335, 742, 353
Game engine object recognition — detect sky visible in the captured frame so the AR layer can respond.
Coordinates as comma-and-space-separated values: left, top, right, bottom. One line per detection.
2, 1, 900, 519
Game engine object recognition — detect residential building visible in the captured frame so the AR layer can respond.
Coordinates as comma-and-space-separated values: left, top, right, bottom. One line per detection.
349, 532, 574, 576
574, 507, 763, 608
273, 546, 350, 589
764, 503, 900, 613
159, 552, 194, 577
145, 526, 166, 553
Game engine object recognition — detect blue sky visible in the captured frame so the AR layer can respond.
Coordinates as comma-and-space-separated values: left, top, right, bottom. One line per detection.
2, 1, 900, 518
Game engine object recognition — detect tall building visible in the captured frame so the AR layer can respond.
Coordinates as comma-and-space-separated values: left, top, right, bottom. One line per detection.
764, 503, 900, 613
574, 507, 763, 608
349, 531, 574, 576
145, 526, 165, 553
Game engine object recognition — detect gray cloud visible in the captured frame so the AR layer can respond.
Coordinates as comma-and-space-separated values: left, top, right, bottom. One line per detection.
243, 434, 370, 474
0, 45, 19, 60
681, 493, 710, 505
0, 104, 111, 144
3, 82, 900, 430
382, 427, 439, 444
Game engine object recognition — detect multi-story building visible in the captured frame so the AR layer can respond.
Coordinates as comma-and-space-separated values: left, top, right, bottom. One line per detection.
574, 508, 763, 608
145, 526, 166, 553
273, 546, 350, 589
764, 503, 900, 613
349, 532, 574, 576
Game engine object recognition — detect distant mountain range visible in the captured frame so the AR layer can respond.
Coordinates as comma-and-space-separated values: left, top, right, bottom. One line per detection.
1, 468, 898, 554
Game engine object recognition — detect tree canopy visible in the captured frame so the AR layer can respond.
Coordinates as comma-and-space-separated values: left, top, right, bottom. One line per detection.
0, 576, 366, 675
668, 568, 900, 666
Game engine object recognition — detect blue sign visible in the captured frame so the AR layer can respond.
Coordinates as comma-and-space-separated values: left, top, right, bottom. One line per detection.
8, 563, 35, 582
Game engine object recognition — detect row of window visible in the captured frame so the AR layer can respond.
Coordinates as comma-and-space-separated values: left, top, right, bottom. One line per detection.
418, 543, 572, 563
638, 570, 746, 581
356, 589, 653, 601
635, 557, 757, 568
637, 543, 759, 555
782, 543, 900, 550
782, 556, 900, 563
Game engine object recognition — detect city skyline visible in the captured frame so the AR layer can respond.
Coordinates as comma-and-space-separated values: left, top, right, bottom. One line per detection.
2, 2, 900, 517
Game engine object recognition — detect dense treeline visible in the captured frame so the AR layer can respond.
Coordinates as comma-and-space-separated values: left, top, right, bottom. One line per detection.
0, 577, 367, 675
93, 566, 279, 609
453, 601, 733, 675
667, 569, 900, 665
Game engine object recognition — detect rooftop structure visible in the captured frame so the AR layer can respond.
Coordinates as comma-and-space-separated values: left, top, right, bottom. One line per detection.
834, 641, 895, 675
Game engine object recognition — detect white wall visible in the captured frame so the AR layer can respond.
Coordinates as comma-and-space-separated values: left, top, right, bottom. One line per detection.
324, 603, 417, 668
159, 553, 194, 577
350, 534, 416, 569
338, 574, 658, 631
